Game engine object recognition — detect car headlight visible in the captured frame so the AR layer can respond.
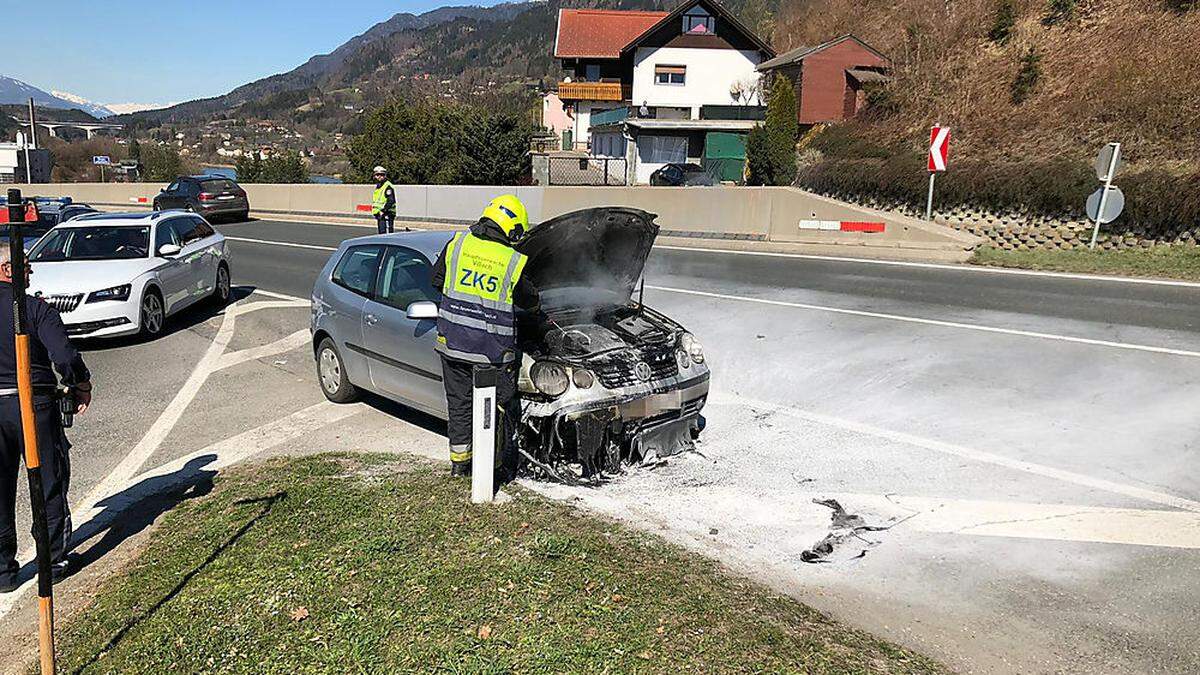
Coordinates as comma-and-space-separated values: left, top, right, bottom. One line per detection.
531, 361, 569, 397
676, 349, 691, 370
86, 284, 132, 303
679, 332, 705, 364
571, 367, 594, 389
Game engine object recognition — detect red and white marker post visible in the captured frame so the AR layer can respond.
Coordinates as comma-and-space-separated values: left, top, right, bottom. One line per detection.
926, 125, 950, 221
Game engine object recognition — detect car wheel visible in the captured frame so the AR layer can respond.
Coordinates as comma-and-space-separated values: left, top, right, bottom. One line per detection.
140, 289, 165, 338
317, 338, 358, 403
211, 263, 231, 304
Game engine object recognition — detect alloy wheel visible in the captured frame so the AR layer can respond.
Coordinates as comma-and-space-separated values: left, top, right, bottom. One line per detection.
142, 293, 164, 335
319, 348, 341, 395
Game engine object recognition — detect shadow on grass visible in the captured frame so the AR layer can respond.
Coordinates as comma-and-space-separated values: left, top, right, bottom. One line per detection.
69, 490, 287, 675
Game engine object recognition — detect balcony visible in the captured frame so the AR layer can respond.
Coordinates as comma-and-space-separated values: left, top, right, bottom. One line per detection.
558, 81, 630, 102
589, 107, 631, 128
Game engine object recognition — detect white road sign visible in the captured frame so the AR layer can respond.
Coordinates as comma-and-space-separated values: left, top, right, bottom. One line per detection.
92, 155, 112, 166
1094, 143, 1121, 182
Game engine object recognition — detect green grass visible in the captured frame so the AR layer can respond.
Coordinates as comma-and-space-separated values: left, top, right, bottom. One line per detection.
971, 245, 1200, 281
52, 455, 945, 674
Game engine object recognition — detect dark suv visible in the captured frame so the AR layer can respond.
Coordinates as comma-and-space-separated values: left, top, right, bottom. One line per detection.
153, 176, 250, 222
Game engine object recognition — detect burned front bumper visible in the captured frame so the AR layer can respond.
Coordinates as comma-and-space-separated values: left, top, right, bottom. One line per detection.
521, 369, 710, 466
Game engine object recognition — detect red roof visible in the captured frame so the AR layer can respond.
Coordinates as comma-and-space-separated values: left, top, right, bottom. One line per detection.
554, 9, 669, 59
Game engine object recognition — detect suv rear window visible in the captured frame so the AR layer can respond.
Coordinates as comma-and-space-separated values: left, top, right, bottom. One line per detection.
200, 179, 234, 192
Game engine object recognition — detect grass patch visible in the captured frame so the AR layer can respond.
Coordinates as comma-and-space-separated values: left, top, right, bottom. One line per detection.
971, 245, 1200, 281
52, 454, 944, 674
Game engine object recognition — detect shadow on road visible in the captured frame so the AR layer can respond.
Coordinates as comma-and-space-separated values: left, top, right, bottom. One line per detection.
358, 390, 447, 439
73, 286, 258, 353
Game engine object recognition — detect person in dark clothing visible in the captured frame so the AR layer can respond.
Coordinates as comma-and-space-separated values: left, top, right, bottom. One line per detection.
0, 248, 91, 591
371, 166, 396, 235
430, 195, 539, 479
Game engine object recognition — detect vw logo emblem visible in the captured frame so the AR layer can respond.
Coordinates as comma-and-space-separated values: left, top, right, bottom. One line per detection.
634, 362, 652, 381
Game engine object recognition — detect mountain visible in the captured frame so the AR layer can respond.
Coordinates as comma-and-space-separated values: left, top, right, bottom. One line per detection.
0, 75, 105, 115
104, 102, 176, 115
50, 90, 115, 118
118, 1, 546, 125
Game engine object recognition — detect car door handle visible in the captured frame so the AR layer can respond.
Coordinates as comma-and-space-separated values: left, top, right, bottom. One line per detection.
364, 313, 379, 325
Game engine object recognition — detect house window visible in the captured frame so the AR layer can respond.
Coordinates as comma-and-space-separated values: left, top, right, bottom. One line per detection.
655, 65, 686, 86
682, 7, 715, 34
585, 64, 601, 82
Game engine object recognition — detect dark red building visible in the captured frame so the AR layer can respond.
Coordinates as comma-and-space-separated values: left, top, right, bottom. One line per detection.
756, 34, 890, 125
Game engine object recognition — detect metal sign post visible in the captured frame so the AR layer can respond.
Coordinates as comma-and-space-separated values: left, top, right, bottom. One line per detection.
470, 368, 496, 504
1088, 142, 1122, 249
24, 99, 36, 185
925, 172, 937, 222
5, 189, 56, 675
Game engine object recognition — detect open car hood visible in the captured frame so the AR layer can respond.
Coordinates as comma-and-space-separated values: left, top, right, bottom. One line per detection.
515, 207, 659, 314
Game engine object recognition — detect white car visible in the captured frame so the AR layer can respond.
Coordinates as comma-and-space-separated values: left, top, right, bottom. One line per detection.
26, 211, 232, 338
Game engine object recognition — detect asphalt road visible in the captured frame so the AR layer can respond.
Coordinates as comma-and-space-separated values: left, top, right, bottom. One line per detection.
3, 215, 1198, 673
220, 218, 1200, 673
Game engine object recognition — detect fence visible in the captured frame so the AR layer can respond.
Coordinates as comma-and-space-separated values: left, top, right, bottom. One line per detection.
547, 156, 627, 186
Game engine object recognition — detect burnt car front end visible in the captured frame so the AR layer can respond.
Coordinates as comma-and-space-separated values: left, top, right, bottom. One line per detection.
512, 207, 709, 478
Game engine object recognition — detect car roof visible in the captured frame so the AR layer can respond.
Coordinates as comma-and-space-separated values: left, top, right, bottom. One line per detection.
341, 230, 454, 259
66, 210, 190, 227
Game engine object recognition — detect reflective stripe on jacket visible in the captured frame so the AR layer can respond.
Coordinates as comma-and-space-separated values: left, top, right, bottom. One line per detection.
371, 181, 394, 215
436, 232, 527, 364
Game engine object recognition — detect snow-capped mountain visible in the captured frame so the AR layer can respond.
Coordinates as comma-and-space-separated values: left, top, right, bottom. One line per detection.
50, 90, 115, 118
104, 102, 174, 115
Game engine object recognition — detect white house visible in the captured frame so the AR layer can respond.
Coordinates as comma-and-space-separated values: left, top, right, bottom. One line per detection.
549, 0, 774, 183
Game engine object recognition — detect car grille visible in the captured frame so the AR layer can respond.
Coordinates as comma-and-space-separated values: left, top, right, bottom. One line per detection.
592, 346, 679, 389
42, 294, 84, 314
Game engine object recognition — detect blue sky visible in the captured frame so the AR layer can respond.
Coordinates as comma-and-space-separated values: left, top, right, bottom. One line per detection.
9, 1, 487, 105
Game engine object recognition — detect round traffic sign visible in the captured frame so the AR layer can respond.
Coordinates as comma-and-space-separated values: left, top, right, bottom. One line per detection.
1086, 186, 1125, 224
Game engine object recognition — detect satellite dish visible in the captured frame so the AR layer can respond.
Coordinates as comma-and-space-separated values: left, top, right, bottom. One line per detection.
639, 102, 649, 117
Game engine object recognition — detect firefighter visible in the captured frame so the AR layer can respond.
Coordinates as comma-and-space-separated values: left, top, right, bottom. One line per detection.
371, 166, 396, 234
430, 195, 539, 478
0, 247, 91, 591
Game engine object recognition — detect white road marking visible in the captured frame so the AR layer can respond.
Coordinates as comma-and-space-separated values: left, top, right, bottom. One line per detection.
250, 288, 310, 303
0, 401, 361, 618
655, 244, 1200, 289
226, 235, 336, 251
215, 329, 311, 371
649, 285, 1200, 358
711, 391, 1200, 513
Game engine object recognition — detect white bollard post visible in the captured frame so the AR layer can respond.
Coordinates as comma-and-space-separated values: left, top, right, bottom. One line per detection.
471, 368, 496, 504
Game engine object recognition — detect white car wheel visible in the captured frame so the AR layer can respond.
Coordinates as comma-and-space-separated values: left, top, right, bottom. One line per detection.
141, 291, 165, 337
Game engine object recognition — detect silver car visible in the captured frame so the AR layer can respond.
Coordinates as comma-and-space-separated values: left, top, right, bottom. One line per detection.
310, 207, 710, 477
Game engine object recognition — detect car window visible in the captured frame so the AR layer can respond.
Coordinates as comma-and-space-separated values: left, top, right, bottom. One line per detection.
169, 217, 208, 246
154, 221, 180, 252
166, 181, 180, 192
181, 180, 201, 195
187, 215, 215, 239
331, 245, 382, 297
30, 226, 150, 261
201, 179, 232, 193
375, 246, 436, 310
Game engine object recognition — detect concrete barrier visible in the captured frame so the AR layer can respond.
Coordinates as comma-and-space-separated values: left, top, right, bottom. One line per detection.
9, 182, 980, 261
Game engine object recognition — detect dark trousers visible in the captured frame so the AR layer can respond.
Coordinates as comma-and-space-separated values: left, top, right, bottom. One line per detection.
440, 355, 519, 475
0, 397, 71, 573
376, 213, 395, 234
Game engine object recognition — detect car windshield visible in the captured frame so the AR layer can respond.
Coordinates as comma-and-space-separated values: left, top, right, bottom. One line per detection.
30, 226, 151, 261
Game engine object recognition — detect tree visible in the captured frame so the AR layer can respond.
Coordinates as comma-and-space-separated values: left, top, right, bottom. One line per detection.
746, 75, 798, 186
261, 150, 309, 183
235, 152, 260, 183
988, 0, 1018, 44
347, 100, 535, 185
1011, 47, 1042, 104
142, 144, 183, 181
128, 137, 141, 162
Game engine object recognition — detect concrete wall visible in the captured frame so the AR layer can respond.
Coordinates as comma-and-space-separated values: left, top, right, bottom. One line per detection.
8, 182, 978, 256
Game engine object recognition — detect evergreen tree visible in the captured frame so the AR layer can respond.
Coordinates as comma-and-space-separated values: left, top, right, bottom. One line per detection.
127, 137, 141, 162
747, 75, 798, 186
1011, 47, 1042, 103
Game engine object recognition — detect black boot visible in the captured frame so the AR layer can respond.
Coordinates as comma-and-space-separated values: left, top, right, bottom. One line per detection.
450, 461, 472, 477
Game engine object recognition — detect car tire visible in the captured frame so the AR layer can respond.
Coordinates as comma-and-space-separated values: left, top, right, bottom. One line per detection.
140, 288, 166, 338
235, 210, 250, 222
151, 201, 160, 211
317, 338, 358, 403
211, 262, 231, 304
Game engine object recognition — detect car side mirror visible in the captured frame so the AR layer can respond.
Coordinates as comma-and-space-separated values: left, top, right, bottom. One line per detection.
406, 301, 438, 320
158, 243, 182, 257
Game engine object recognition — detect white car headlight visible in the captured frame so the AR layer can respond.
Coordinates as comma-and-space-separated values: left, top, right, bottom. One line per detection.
86, 284, 132, 303
531, 361, 570, 397
571, 367, 595, 389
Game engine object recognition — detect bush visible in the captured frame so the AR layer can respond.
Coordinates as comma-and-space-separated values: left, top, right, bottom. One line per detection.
1042, 0, 1075, 25
142, 144, 184, 182
1011, 48, 1042, 104
1165, 0, 1198, 11
988, 0, 1018, 44
746, 75, 798, 186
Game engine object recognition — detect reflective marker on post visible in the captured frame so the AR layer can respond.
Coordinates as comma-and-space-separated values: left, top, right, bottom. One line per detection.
471, 367, 496, 504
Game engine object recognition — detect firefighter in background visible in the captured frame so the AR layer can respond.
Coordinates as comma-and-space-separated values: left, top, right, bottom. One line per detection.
430, 195, 539, 478
371, 166, 396, 234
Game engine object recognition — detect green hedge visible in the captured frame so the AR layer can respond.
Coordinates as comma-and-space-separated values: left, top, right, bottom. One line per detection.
797, 155, 1200, 238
